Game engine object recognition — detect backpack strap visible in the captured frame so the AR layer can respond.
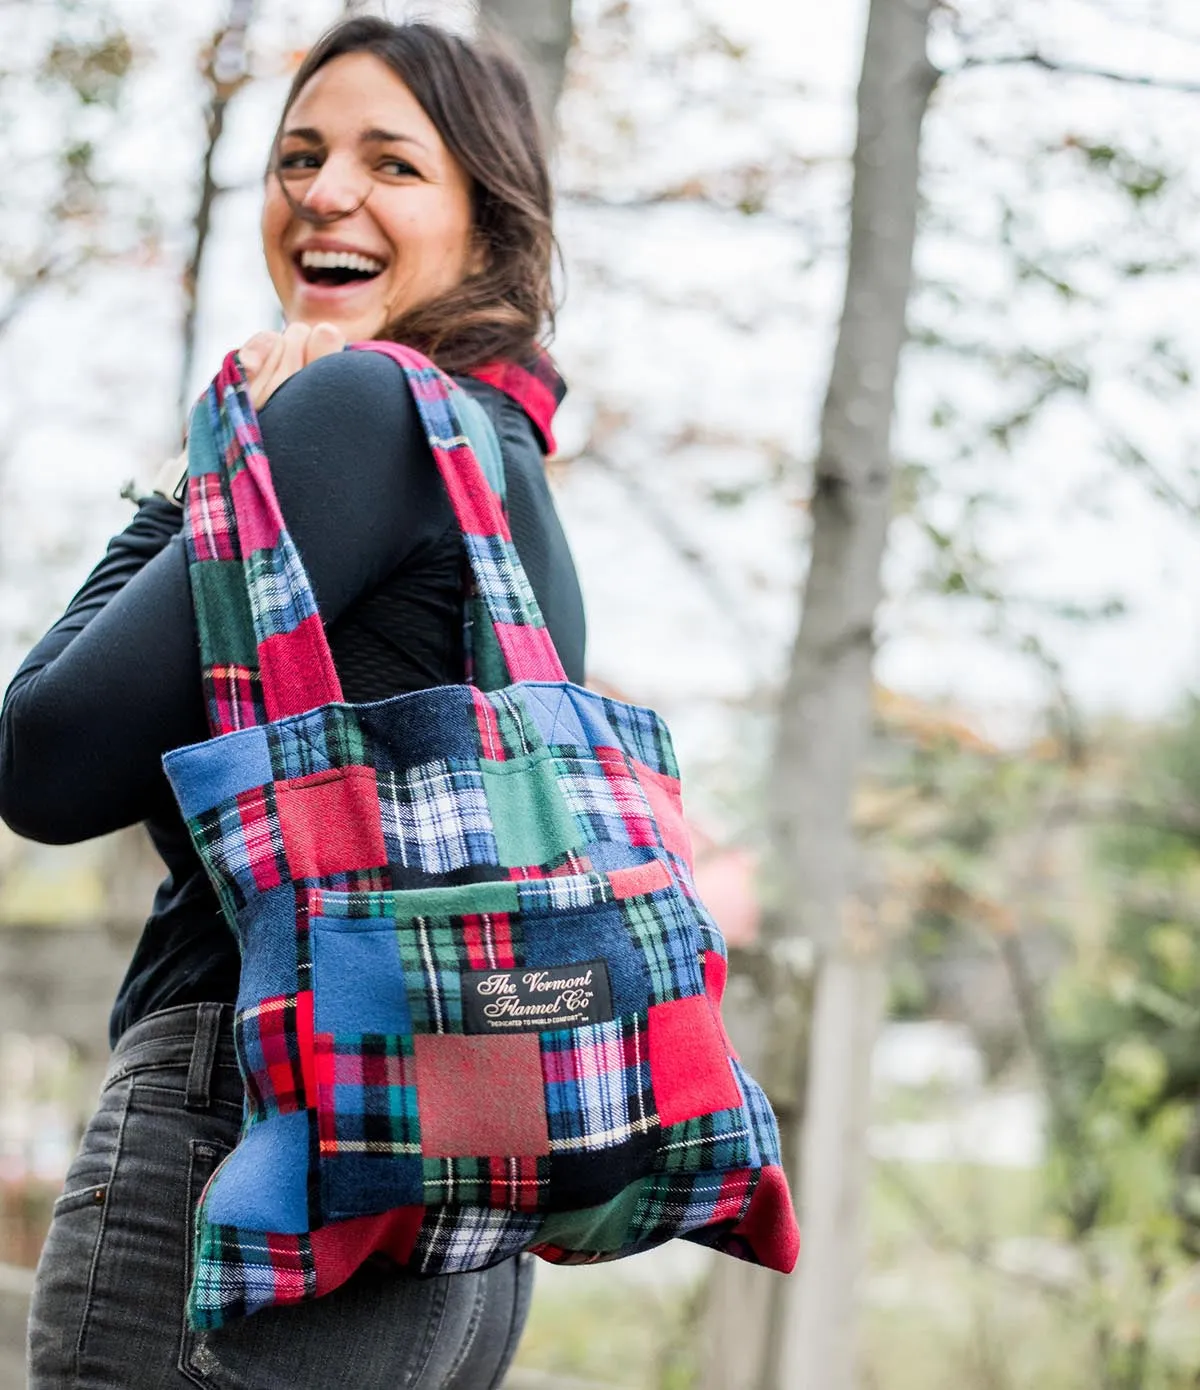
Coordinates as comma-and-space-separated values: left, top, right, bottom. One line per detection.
183, 345, 567, 738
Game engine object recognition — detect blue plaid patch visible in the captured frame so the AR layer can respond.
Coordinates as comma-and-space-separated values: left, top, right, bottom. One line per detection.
622, 890, 703, 1003
414, 1205, 542, 1276
464, 534, 542, 628
245, 542, 320, 641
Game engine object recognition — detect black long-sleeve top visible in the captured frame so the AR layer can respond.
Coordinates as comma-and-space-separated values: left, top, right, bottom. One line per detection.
0, 350, 586, 1045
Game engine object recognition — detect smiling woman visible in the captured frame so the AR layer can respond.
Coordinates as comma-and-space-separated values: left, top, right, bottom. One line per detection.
262, 21, 556, 370
263, 51, 481, 344
8, 15, 584, 1390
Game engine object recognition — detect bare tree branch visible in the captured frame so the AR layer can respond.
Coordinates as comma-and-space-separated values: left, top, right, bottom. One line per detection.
950, 51, 1200, 95
178, 0, 257, 416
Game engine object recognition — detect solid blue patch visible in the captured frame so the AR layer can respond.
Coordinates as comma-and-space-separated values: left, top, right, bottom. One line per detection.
523, 904, 649, 1016
187, 402, 223, 476
520, 685, 590, 749
163, 726, 273, 816
234, 886, 302, 1003
204, 1112, 311, 1232
323, 1152, 423, 1220
560, 687, 625, 753
311, 925, 412, 1036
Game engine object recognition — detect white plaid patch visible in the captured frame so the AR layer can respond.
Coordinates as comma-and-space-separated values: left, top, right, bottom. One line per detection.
378, 759, 497, 873
516, 872, 612, 914
416, 1206, 541, 1274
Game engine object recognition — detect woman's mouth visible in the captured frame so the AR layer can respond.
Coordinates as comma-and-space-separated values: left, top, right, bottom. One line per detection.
294, 248, 386, 288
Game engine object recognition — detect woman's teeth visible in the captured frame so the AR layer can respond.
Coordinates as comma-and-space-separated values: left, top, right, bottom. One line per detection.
297, 249, 386, 285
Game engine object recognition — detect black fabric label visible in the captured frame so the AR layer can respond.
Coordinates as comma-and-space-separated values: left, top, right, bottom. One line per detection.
462, 960, 613, 1034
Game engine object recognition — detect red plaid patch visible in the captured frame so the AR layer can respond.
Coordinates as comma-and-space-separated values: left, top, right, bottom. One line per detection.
235, 785, 286, 891
490, 1156, 547, 1212
209, 665, 262, 733
472, 688, 506, 762
594, 745, 659, 848
187, 475, 237, 562
461, 912, 516, 970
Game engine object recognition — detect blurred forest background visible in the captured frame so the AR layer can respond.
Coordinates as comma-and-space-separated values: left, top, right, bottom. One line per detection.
4, 0, 1200, 1387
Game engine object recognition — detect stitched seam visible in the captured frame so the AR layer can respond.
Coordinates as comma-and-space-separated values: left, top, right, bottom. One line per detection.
404, 1277, 450, 1389
441, 1275, 490, 1385
72, 1078, 133, 1380
178, 1140, 235, 1388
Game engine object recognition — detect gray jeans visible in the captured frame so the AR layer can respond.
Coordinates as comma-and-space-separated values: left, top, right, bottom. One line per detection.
27, 1003, 533, 1389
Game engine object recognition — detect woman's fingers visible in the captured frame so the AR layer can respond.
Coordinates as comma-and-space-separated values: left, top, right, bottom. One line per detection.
305, 322, 345, 364
238, 330, 280, 378
239, 322, 343, 410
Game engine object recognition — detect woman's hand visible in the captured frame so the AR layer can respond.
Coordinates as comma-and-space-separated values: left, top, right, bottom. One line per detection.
238, 321, 346, 410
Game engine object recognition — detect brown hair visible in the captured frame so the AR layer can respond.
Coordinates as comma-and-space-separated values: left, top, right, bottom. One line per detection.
272, 17, 557, 373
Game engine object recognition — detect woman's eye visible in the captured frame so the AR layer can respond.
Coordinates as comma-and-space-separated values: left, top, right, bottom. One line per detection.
379, 158, 418, 177
278, 151, 320, 173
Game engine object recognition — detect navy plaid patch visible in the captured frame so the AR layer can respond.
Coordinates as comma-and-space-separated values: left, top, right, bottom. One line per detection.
542, 1016, 656, 1151
622, 890, 703, 1003
731, 1059, 783, 1167
631, 1171, 747, 1243
244, 541, 320, 641
602, 698, 678, 778
268, 707, 369, 781
378, 760, 498, 873
414, 1206, 542, 1275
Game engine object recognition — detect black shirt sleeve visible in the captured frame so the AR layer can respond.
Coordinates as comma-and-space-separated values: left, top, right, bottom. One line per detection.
0, 350, 584, 845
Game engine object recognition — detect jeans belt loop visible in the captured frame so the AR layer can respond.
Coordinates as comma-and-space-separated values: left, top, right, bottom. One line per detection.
185, 1002, 224, 1112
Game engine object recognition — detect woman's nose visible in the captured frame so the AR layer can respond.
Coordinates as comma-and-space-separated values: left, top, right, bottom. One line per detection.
300, 154, 367, 218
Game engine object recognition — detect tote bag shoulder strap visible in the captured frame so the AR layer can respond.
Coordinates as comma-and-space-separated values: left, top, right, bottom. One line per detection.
182, 344, 566, 738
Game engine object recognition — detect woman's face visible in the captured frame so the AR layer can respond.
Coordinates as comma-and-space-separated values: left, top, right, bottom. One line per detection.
261, 52, 479, 342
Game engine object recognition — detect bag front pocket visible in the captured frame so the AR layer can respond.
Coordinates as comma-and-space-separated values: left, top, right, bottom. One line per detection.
305, 860, 713, 1225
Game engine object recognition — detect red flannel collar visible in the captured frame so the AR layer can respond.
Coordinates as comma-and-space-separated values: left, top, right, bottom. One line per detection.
466, 352, 566, 456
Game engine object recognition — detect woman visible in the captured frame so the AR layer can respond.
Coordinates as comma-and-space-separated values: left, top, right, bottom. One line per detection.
0, 17, 584, 1389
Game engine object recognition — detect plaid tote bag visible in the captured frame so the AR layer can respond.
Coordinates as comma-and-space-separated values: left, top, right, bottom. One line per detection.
164, 341, 799, 1330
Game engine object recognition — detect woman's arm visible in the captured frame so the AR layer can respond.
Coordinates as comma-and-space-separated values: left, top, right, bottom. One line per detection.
0, 351, 442, 843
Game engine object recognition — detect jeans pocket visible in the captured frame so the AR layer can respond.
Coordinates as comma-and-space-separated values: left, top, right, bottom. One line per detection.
178, 1138, 236, 1388
27, 1078, 132, 1389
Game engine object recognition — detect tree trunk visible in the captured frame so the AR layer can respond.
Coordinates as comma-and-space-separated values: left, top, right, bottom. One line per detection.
763, 1, 939, 1386
476, 0, 573, 146
178, 0, 256, 415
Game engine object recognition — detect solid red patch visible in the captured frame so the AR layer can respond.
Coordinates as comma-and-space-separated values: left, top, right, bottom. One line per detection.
310, 1205, 425, 1294
732, 1164, 800, 1274
259, 614, 343, 719
703, 950, 738, 1059
414, 1033, 550, 1158
608, 860, 672, 900
647, 995, 743, 1126
275, 767, 387, 879
632, 762, 693, 865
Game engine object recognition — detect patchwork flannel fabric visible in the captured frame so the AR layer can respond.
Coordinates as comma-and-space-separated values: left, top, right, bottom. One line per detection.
164, 342, 798, 1331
